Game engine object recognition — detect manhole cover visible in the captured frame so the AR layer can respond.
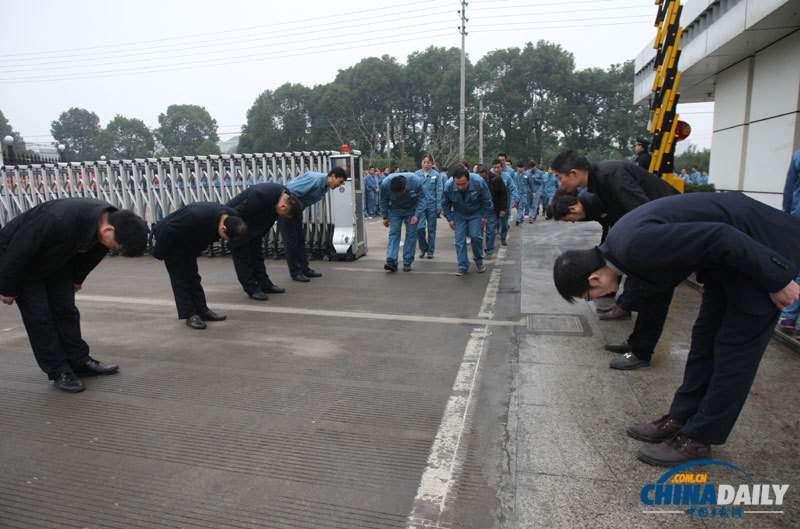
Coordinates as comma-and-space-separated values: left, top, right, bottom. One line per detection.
526, 314, 590, 336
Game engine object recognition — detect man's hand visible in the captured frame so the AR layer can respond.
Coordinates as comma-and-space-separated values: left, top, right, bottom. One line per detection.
73, 284, 82, 293
449, 221, 455, 231
0, 295, 16, 305
437, 209, 442, 214
382, 218, 390, 228
511, 203, 516, 209
499, 211, 506, 218
770, 280, 800, 310
411, 216, 419, 226
481, 218, 487, 227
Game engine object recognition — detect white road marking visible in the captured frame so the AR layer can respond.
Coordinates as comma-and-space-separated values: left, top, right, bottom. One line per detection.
407, 245, 507, 528
76, 292, 524, 328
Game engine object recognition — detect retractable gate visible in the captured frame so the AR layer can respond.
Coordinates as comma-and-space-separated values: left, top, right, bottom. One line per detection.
0, 150, 366, 261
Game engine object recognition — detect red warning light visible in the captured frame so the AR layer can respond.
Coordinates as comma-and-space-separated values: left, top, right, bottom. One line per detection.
341, 144, 350, 153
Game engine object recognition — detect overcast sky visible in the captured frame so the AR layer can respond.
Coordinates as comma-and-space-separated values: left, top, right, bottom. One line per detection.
0, 0, 713, 154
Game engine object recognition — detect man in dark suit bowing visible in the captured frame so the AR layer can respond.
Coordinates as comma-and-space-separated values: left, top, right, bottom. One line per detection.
227, 184, 303, 300
553, 149, 680, 370
0, 198, 148, 392
553, 192, 800, 466
152, 202, 247, 330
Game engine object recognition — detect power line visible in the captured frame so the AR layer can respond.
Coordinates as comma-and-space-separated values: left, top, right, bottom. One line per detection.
0, 0, 444, 59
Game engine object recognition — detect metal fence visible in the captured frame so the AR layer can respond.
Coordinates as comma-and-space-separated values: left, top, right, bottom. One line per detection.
0, 151, 341, 259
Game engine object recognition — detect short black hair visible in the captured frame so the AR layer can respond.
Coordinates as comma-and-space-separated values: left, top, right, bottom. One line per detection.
552, 150, 590, 175
286, 194, 303, 218
389, 175, 406, 193
329, 166, 348, 180
476, 164, 489, 176
553, 247, 606, 303
491, 159, 503, 168
528, 160, 538, 168
551, 196, 580, 220
497, 152, 507, 158
516, 161, 525, 168
452, 166, 469, 180
107, 209, 149, 256
224, 215, 247, 240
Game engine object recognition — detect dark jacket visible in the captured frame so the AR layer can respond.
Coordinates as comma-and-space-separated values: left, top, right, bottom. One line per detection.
152, 202, 237, 259
587, 160, 678, 225
600, 192, 800, 315
485, 173, 508, 214
635, 151, 652, 171
226, 183, 285, 247
0, 198, 115, 297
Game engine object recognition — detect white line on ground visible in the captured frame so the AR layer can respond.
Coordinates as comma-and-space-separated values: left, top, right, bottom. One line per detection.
332, 266, 476, 276
406, 245, 507, 528
75, 293, 525, 328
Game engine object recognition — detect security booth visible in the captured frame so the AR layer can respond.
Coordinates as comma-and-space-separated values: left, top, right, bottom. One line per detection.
327, 147, 367, 261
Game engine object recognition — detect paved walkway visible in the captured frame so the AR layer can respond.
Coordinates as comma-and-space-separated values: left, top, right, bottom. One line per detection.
0, 215, 797, 528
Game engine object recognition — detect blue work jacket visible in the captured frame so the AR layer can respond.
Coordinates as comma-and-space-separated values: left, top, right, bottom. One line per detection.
498, 167, 519, 206
415, 168, 443, 210
380, 172, 428, 218
442, 174, 494, 221
782, 150, 800, 217
286, 172, 329, 208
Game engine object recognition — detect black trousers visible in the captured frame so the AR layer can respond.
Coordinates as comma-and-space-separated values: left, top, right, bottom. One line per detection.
230, 235, 274, 295
627, 285, 674, 361
669, 278, 778, 445
278, 214, 309, 278
616, 276, 641, 312
163, 249, 209, 319
15, 264, 90, 379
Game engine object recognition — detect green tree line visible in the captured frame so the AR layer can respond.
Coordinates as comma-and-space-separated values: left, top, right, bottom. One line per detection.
3, 40, 668, 167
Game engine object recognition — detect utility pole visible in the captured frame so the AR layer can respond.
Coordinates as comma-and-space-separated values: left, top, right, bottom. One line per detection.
458, 1, 468, 160
478, 98, 484, 164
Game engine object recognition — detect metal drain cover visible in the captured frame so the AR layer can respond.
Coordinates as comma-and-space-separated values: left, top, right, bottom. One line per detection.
526, 314, 591, 336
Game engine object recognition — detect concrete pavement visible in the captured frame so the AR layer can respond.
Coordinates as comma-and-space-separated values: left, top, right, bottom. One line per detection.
0, 215, 798, 528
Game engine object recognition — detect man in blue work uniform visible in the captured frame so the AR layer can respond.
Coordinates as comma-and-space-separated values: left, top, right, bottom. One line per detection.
541, 167, 559, 218
442, 166, 494, 275
778, 149, 800, 336
380, 172, 428, 272
152, 202, 247, 330
515, 161, 532, 225
690, 165, 702, 184
227, 183, 303, 300
415, 155, 442, 259
363, 168, 379, 218
529, 160, 544, 221
280, 167, 347, 282
554, 192, 800, 467
493, 156, 518, 246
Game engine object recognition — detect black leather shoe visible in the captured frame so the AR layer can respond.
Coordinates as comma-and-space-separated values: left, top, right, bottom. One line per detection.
199, 310, 227, 321
627, 414, 684, 443
598, 305, 632, 320
610, 352, 650, 370
74, 357, 119, 376
403, 264, 412, 272
419, 251, 427, 258
384, 260, 398, 272
638, 434, 711, 467
304, 269, 322, 278
292, 274, 310, 282
54, 372, 85, 392
249, 291, 269, 301
186, 314, 207, 329
263, 285, 285, 294
604, 341, 632, 353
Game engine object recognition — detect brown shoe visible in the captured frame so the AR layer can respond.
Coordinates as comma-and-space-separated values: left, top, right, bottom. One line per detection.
598, 304, 631, 320
627, 414, 683, 442
637, 433, 711, 467
596, 303, 617, 314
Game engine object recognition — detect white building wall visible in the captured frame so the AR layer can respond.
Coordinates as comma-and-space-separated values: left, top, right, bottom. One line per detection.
710, 29, 800, 207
